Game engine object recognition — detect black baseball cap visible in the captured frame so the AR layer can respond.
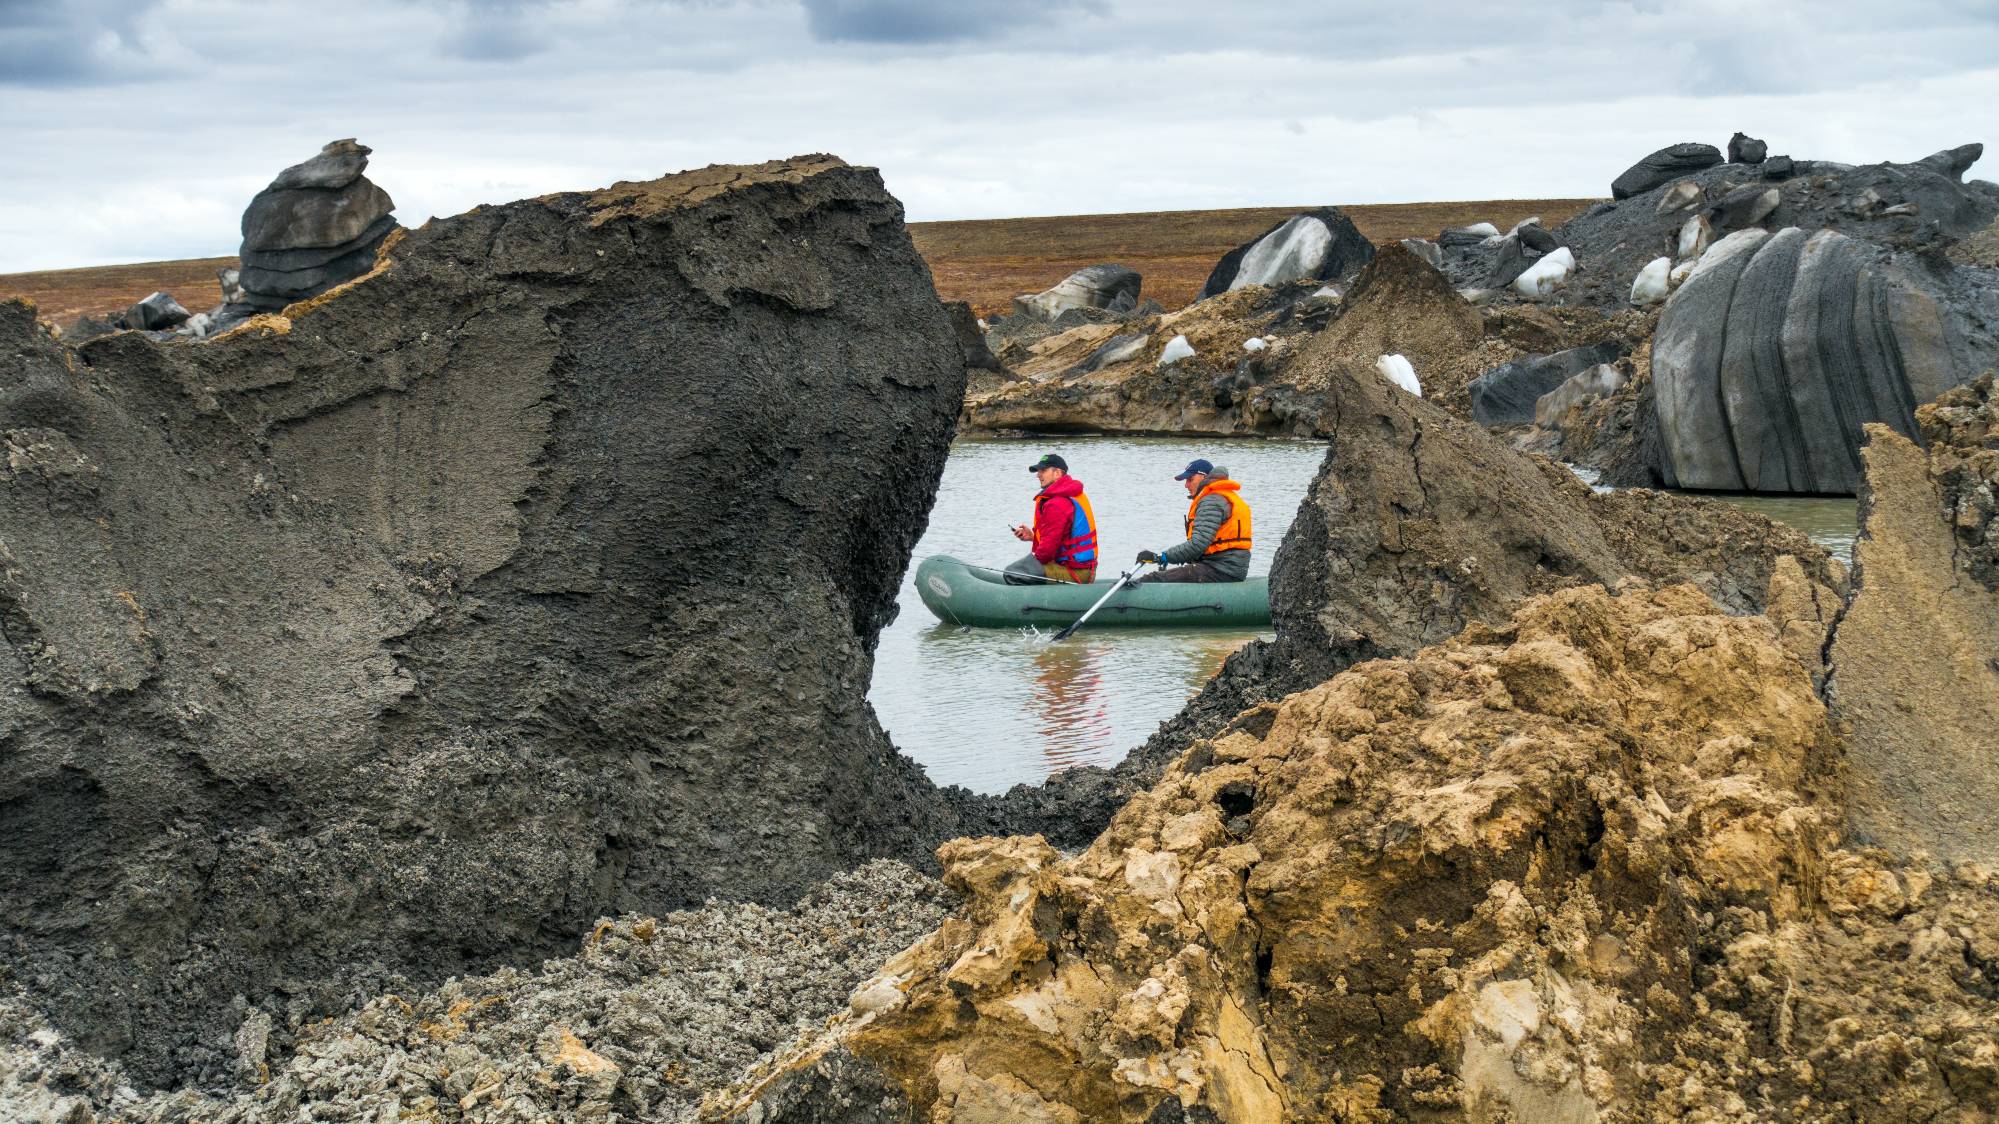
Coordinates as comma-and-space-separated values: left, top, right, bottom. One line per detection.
1029, 453, 1068, 472
1174, 458, 1214, 480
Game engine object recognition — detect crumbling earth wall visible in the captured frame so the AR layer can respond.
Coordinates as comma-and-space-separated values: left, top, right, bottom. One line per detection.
0, 156, 979, 1083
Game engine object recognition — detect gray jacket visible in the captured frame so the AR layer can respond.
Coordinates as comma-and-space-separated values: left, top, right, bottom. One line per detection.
1160, 470, 1251, 579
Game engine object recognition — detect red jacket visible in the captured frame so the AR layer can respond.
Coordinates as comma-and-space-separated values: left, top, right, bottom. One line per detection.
1031, 475, 1095, 565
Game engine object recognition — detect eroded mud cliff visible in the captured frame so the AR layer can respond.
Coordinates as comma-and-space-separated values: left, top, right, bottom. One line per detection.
0, 156, 981, 1083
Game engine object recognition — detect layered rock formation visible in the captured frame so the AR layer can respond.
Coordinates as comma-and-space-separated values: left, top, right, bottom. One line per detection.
725, 583, 1999, 1121
1653, 227, 1959, 492
0, 156, 981, 1082
1197, 207, 1374, 299
1830, 375, 1999, 864
236, 139, 399, 312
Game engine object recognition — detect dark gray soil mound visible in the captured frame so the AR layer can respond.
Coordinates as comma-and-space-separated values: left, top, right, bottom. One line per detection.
0, 156, 987, 1085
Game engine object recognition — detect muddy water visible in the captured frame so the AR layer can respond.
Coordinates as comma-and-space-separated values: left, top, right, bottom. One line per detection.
872, 439, 1861, 795
1711, 494, 1858, 563
869, 436, 1326, 793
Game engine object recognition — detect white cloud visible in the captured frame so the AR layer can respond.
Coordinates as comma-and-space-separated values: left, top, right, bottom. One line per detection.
1, 0, 1995, 272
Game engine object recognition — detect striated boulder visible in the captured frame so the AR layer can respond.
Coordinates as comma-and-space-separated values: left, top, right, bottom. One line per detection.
1198, 207, 1374, 299
1012, 263, 1142, 319
1829, 377, 1999, 864
114, 290, 190, 331
1468, 340, 1625, 426
0, 156, 980, 1081
723, 583, 1999, 1121
236, 139, 399, 312
1653, 227, 1961, 492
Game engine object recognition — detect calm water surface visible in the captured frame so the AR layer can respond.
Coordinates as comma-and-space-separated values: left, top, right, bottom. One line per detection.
872, 440, 1861, 794
1712, 494, 1857, 563
869, 436, 1326, 793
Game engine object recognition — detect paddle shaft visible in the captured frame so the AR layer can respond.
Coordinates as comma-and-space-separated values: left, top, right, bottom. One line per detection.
1051, 564, 1152, 640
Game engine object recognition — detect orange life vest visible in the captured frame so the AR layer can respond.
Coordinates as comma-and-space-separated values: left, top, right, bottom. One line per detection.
1186, 479, 1251, 555
1034, 488, 1099, 567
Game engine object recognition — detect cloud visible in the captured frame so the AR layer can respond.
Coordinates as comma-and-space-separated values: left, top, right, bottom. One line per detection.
0, 0, 176, 86
799, 0, 1098, 44
0, 0, 1996, 274
435, 0, 556, 61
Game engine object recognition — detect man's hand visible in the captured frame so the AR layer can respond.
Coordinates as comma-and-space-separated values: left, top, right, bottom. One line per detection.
1136, 549, 1161, 564
1011, 523, 1033, 542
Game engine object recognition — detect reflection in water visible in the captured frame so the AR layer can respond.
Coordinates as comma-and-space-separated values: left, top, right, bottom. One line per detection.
1022, 633, 1256, 777
1031, 641, 1111, 774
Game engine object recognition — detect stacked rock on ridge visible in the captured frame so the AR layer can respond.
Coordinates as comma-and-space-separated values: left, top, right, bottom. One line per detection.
1197, 207, 1374, 299
236, 138, 397, 311
0, 155, 979, 1081
1610, 141, 1724, 199
1652, 226, 1961, 492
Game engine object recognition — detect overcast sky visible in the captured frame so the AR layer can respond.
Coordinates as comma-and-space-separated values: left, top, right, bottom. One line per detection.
3, 0, 1997, 272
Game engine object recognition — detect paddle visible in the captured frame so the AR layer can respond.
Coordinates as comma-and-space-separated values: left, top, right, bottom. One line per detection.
1051, 563, 1154, 641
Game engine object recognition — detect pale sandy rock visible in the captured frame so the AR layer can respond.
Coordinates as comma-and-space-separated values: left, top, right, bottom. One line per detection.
1829, 420, 1999, 864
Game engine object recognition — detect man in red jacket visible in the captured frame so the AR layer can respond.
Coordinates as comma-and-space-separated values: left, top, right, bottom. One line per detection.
1005, 453, 1100, 583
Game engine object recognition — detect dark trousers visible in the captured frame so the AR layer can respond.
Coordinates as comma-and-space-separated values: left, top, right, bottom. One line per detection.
1138, 561, 1235, 584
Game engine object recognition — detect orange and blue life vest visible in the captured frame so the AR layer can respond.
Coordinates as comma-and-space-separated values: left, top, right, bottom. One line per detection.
1034, 487, 1099, 567
1186, 479, 1251, 555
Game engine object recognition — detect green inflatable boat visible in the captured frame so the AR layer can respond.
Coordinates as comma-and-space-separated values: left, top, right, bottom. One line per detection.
914, 555, 1271, 630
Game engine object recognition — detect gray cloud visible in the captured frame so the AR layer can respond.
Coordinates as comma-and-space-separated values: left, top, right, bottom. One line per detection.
434, 0, 556, 61
800, 0, 1099, 43
1, 0, 1995, 273
0, 0, 175, 86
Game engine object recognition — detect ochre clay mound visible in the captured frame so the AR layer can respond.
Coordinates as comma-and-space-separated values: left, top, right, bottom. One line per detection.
1830, 373, 1999, 864
0, 155, 981, 1082
720, 584, 1999, 1122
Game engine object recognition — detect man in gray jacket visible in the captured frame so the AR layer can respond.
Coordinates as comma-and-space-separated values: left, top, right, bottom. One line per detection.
1135, 458, 1252, 583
